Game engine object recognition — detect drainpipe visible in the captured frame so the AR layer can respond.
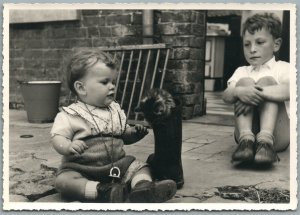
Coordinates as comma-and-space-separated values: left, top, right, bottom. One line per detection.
142, 10, 154, 44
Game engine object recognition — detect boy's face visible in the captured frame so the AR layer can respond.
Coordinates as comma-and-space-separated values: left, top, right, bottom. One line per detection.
79, 62, 116, 107
243, 27, 281, 67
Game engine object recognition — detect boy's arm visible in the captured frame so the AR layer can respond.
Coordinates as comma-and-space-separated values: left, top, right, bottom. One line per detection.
122, 124, 148, 145
52, 135, 72, 155
222, 84, 239, 104
260, 82, 290, 102
260, 63, 290, 102
52, 135, 88, 155
223, 83, 264, 105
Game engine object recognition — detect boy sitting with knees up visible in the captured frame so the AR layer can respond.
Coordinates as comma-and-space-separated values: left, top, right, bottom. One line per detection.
223, 13, 290, 165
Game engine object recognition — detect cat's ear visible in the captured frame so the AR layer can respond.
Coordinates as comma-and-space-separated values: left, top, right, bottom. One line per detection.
167, 98, 176, 109
171, 100, 176, 108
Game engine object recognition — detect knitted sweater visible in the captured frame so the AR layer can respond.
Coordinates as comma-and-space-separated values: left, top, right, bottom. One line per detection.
51, 101, 134, 180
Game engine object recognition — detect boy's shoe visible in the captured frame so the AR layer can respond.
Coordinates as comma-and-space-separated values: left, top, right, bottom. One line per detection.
232, 139, 255, 162
254, 141, 279, 164
129, 180, 177, 203
96, 182, 127, 203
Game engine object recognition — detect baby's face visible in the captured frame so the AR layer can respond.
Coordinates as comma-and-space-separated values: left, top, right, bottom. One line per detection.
81, 61, 116, 107
243, 27, 280, 67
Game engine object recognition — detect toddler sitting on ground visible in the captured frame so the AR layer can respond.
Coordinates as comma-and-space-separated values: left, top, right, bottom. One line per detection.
51, 49, 177, 203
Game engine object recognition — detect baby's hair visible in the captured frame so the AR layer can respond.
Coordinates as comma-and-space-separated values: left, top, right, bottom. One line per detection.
66, 49, 119, 94
242, 13, 282, 39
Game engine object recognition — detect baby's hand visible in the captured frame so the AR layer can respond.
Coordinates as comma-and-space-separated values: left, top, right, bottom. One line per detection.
134, 124, 149, 139
68, 140, 88, 155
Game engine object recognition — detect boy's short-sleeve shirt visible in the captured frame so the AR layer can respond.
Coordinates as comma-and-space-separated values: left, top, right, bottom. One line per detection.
227, 57, 290, 117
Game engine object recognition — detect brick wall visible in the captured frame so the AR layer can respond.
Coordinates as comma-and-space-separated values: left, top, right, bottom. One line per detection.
9, 10, 143, 108
9, 10, 206, 119
155, 10, 206, 119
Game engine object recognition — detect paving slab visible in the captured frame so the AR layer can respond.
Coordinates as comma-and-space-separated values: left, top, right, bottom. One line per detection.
35, 193, 69, 203
201, 196, 245, 203
7, 110, 290, 203
176, 153, 289, 199
166, 196, 203, 203
10, 194, 30, 202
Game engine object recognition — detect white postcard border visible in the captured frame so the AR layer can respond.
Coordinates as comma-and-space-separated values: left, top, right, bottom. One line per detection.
2, 2, 297, 211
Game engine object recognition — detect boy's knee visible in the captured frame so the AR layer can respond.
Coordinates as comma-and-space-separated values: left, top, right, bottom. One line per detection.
55, 174, 68, 190
236, 77, 255, 86
256, 76, 277, 86
55, 172, 78, 190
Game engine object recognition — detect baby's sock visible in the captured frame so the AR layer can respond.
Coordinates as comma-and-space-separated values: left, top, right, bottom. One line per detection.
238, 130, 255, 143
131, 167, 152, 188
84, 180, 99, 200
256, 130, 274, 145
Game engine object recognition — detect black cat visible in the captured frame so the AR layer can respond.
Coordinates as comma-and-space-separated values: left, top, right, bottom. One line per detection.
136, 88, 176, 124
136, 89, 184, 189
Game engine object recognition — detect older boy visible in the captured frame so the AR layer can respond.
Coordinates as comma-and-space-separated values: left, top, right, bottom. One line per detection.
223, 13, 290, 165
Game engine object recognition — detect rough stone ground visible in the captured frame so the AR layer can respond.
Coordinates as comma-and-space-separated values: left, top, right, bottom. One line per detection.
7, 110, 290, 204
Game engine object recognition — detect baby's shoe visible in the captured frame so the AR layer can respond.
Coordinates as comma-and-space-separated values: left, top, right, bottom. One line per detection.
254, 141, 279, 164
96, 182, 127, 203
232, 139, 255, 162
129, 179, 177, 203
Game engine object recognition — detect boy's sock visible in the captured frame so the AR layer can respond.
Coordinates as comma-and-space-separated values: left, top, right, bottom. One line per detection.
238, 130, 255, 143
256, 130, 274, 145
129, 167, 177, 203
85, 180, 126, 203
131, 167, 152, 188
85, 181, 99, 200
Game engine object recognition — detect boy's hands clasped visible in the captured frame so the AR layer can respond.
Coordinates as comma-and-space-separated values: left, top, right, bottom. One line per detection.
235, 85, 264, 105
234, 85, 264, 116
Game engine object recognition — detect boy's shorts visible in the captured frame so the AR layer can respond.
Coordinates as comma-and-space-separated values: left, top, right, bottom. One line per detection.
57, 155, 148, 184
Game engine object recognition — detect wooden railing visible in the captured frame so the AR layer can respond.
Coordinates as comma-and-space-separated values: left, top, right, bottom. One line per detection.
74, 43, 171, 123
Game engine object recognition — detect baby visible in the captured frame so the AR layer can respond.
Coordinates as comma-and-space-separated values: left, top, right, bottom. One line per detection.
50, 49, 176, 203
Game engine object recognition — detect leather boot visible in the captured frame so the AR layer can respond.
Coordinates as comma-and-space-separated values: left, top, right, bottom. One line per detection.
146, 99, 184, 189
96, 182, 127, 203
129, 180, 177, 203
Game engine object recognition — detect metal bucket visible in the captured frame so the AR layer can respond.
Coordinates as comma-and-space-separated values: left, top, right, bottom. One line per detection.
21, 81, 61, 123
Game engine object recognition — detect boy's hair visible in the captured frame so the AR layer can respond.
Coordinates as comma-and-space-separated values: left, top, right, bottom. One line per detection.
67, 49, 119, 94
242, 13, 282, 39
